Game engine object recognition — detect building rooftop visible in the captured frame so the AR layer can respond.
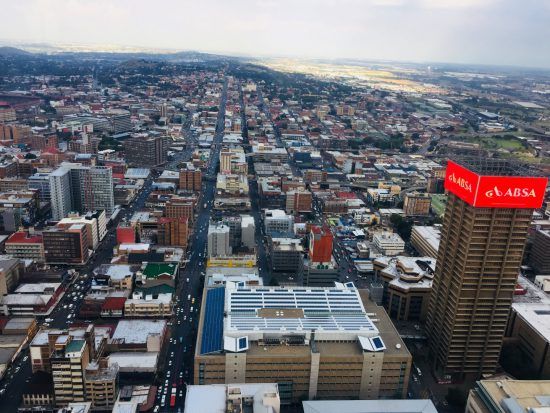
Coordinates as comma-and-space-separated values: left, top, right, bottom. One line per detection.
112, 319, 166, 344
6, 231, 43, 244
473, 379, 550, 413
141, 262, 178, 279
303, 399, 438, 413
200, 284, 383, 356
185, 383, 280, 413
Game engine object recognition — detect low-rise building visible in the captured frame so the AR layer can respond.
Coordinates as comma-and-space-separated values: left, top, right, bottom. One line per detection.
372, 232, 405, 256
184, 383, 280, 413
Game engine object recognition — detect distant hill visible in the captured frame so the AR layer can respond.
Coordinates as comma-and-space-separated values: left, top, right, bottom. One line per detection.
0, 46, 31, 56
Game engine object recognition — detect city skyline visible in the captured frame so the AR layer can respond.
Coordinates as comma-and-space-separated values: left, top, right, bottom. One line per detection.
3, 0, 550, 69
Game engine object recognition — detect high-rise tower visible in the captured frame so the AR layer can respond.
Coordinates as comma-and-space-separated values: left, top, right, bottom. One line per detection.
426, 159, 547, 379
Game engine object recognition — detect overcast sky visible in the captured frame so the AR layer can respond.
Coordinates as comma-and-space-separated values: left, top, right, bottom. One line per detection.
3, 0, 550, 68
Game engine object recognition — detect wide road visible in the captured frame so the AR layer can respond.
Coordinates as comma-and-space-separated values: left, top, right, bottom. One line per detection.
155, 77, 227, 412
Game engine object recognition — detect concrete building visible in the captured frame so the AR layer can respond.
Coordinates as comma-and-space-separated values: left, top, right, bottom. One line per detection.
264, 210, 294, 236
123, 135, 168, 167
0, 258, 21, 296
179, 163, 202, 192
49, 166, 72, 220
303, 400, 437, 413
372, 232, 405, 256
410, 226, 440, 259
530, 229, 550, 274
208, 223, 231, 258
374, 256, 436, 321
241, 215, 255, 249
466, 379, 550, 413
28, 172, 52, 201
216, 174, 249, 196
403, 192, 431, 217
50, 164, 114, 220
195, 284, 412, 404
286, 190, 312, 215
43, 223, 89, 265
5, 231, 44, 262
426, 159, 546, 379
309, 226, 333, 264
184, 383, 280, 413
269, 237, 304, 273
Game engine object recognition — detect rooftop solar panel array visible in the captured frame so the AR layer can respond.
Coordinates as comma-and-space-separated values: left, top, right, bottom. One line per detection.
226, 287, 377, 334
200, 287, 225, 354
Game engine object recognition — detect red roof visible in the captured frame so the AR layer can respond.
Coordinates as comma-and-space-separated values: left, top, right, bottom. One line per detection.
336, 191, 357, 199
6, 231, 43, 244
101, 297, 126, 311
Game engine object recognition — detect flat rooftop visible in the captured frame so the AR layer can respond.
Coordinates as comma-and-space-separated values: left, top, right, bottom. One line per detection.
303, 399, 438, 413
112, 319, 166, 344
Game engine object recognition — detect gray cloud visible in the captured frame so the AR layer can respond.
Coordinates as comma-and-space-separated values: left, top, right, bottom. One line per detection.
2, 0, 550, 68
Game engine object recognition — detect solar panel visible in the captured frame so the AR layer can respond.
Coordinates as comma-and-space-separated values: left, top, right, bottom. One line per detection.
238, 337, 248, 350
200, 287, 225, 355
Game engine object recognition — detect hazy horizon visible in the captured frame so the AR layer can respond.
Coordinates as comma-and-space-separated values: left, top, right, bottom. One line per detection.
3, 0, 550, 69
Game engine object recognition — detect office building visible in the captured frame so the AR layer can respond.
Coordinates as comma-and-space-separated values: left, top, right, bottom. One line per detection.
49, 167, 72, 220
403, 192, 431, 217
28, 172, 52, 201
530, 229, 550, 274
195, 284, 412, 404
216, 174, 249, 196
0, 258, 21, 296
286, 190, 312, 215
372, 232, 405, 256
309, 226, 333, 264
84, 363, 119, 410
264, 210, 294, 236
410, 226, 440, 259
426, 159, 548, 379
165, 197, 195, 221
5, 231, 45, 262
50, 164, 114, 220
43, 223, 89, 265
179, 164, 202, 192
208, 223, 231, 258
123, 135, 167, 167
241, 215, 255, 249
374, 256, 436, 321
268, 237, 303, 273
184, 383, 280, 413
466, 379, 550, 413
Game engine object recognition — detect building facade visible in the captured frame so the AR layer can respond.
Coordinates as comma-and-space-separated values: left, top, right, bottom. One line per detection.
426, 159, 547, 379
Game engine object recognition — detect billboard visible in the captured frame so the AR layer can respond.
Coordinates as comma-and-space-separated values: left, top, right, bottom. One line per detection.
444, 160, 548, 209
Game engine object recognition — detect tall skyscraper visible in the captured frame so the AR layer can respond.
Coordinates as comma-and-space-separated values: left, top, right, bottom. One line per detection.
50, 167, 72, 220
49, 163, 114, 220
426, 159, 547, 379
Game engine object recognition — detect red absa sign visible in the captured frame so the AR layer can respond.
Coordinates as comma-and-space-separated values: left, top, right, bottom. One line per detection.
444, 160, 548, 208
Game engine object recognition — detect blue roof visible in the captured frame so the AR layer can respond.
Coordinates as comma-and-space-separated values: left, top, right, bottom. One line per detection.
200, 287, 225, 355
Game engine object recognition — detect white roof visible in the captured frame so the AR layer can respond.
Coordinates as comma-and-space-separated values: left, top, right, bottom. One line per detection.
303, 400, 438, 413
15, 283, 61, 293
511, 304, 550, 341
108, 352, 158, 369
112, 320, 166, 344
185, 383, 279, 413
